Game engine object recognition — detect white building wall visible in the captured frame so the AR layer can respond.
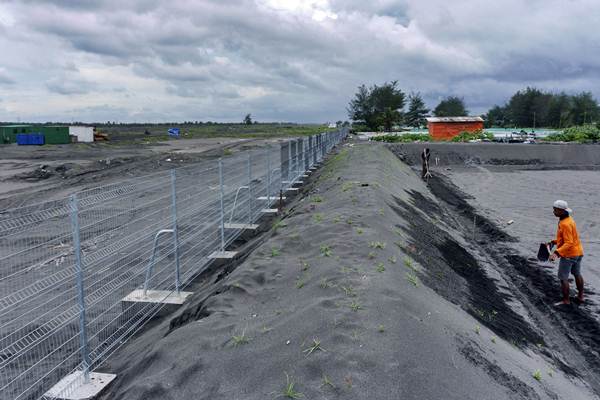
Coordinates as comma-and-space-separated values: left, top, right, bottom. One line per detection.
69, 126, 94, 142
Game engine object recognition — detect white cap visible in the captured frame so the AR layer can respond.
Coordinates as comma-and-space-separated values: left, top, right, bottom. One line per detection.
553, 200, 573, 214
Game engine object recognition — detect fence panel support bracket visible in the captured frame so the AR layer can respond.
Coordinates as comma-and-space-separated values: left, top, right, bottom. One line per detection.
44, 371, 117, 400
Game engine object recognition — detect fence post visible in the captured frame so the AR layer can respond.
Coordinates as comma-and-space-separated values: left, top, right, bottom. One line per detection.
218, 159, 225, 252
266, 147, 271, 203
170, 170, 181, 294
288, 142, 292, 183
69, 194, 91, 382
248, 152, 252, 224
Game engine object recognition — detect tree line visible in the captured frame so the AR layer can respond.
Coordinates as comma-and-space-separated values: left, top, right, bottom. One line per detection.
348, 82, 599, 131
485, 87, 599, 128
347, 81, 468, 131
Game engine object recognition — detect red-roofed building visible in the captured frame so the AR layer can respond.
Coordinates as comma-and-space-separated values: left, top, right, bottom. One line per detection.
426, 117, 484, 141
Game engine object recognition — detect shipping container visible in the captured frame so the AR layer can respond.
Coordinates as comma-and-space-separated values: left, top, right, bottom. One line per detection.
69, 126, 94, 142
0, 125, 34, 144
16, 133, 45, 145
41, 126, 70, 144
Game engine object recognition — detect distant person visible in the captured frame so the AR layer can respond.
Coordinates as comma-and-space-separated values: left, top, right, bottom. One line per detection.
548, 200, 584, 306
421, 148, 431, 179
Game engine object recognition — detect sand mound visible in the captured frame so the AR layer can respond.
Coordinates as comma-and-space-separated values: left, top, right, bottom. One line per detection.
99, 143, 597, 399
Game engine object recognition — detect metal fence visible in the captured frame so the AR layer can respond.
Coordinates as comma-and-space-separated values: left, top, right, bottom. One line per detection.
0, 130, 346, 400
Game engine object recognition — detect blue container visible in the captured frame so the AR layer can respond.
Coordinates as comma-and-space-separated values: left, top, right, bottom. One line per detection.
16, 134, 28, 145
32, 133, 45, 145
16, 133, 45, 145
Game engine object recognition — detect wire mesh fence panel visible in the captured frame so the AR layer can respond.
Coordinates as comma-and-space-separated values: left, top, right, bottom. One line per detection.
0, 130, 346, 400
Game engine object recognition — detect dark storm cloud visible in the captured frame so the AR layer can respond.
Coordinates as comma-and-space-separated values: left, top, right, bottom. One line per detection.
1, 0, 600, 122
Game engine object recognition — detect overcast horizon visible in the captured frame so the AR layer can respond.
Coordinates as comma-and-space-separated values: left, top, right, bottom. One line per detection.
1, 0, 599, 123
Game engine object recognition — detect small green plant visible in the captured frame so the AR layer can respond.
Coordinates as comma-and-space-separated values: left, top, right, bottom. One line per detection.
313, 213, 323, 223
356, 228, 364, 234
474, 325, 480, 335
340, 266, 352, 274
376, 262, 385, 273
346, 217, 353, 225
344, 376, 353, 389
533, 369, 542, 382
260, 325, 272, 333
333, 215, 341, 223
273, 219, 288, 233
280, 373, 303, 399
296, 278, 306, 289
319, 278, 332, 288
377, 324, 385, 333
311, 195, 323, 203
406, 272, 418, 287
271, 247, 281, 257
300, 261, 310, 271
303, 338, 325, 356
388, 255, 397, 264
321, 374, 335, 389
232, 330, 250, 347
378, 208, 385, 216
341, 285, 356, 297
369, 241, 386, 249
223, 148, 233, 156
491, 336, 496, 344
342, 181, 355, 192
368, 251, 376, 259
351, 330, 362, 341
320, 244, 332, 257
404, 257, 416, 271
349, 300, 363, 312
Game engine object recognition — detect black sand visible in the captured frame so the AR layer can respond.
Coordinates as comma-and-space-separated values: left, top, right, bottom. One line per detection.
97, 142, 597, 399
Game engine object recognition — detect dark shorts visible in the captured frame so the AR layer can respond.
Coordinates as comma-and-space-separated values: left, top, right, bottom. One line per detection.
558, 256, 583, 280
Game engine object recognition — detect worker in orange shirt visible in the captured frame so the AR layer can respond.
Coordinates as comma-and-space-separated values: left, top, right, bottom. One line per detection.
549, 200, 584, 306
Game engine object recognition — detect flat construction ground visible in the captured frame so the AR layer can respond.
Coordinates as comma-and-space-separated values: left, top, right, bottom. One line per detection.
97, 141, 600, 399
0, 137, 274, 209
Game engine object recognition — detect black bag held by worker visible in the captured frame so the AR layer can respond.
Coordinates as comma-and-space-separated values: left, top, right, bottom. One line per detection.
537, 243, 552, 262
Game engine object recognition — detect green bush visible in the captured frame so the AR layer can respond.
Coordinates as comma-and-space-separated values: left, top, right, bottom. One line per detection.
450, 130, 494, 142
544, 125, 600, 143
371, 133, 431, 143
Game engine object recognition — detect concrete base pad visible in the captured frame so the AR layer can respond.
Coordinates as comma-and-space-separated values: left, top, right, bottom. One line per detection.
257, 196, 286, 201
224, 223, 259, 230
122, 289, 192, 305
261, 208, 278, 214
286, 187, 299, 192
44, 372, 116, 400
302, 174, 309, 178
208, 251, 238, 259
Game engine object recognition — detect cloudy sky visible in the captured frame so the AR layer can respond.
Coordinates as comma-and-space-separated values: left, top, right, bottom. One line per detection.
0, 0, 599, 123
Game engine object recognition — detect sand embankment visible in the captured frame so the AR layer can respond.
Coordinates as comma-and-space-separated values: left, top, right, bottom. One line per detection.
394, 142, 600, 166
99, 142, 598, 399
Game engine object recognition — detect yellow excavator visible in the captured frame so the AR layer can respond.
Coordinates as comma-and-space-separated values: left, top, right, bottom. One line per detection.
93, 127, 109, 141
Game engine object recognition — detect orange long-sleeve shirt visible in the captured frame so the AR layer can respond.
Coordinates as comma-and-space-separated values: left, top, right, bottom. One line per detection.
553, 216, 584, 258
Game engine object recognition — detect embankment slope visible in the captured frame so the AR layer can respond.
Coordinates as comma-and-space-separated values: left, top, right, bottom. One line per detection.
100, 143, 595, 399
